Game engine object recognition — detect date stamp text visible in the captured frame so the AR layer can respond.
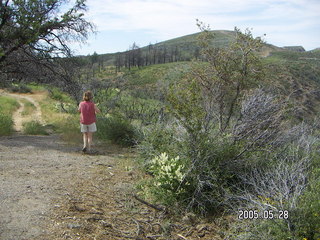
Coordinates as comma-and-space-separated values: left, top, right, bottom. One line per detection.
238, 209, 289, 220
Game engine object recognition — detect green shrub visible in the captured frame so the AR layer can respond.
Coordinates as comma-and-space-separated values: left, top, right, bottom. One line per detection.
9, 84, 32, 93
0, 112, 14, 135
116, 93, 163, 125
48, 88, 73, 103
49, 88, 64, 101
138, 123, 184, 165
138, 121, 240, 213
97, 116, 139, 146
26, 82, 45, 92
23, 121, 48, 135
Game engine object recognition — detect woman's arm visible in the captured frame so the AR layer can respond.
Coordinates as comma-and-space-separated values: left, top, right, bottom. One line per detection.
94, 104, 101, 114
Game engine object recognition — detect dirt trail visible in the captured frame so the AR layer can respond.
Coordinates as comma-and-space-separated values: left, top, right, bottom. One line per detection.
0, 135, 120, 239
1, 92, 44, 131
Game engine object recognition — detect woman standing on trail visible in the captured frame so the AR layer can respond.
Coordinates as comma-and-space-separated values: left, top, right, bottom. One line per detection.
78, 91, 100, 153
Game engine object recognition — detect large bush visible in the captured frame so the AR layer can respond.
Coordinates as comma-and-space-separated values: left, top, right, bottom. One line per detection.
116, 93, 164, 125
96, 116, 139, 146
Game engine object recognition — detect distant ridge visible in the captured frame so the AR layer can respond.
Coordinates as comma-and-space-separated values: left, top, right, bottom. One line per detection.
93, 30, 253, 57
83, 30, 319, 65
152, 30, 236, 47
282, 46, 305, 52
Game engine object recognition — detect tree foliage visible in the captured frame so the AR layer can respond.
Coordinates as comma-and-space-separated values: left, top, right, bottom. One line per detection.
0, 0, 94, 85
193, 21, 265, 132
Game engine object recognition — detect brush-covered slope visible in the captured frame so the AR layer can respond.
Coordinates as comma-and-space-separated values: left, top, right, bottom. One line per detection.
81, 30, 320, 120
92, 30, 286, 65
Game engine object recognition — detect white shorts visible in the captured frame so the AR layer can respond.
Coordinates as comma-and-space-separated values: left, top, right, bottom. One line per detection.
80, 122, 97, 133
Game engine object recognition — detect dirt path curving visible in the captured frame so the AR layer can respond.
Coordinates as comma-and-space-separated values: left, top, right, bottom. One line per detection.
1, 92, 44, 132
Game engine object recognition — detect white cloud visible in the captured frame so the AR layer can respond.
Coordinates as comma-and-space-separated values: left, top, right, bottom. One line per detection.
80, 0, 320, 52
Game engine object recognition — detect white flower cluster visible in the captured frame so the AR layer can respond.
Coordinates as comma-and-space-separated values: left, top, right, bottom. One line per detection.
150, 152, 184, 188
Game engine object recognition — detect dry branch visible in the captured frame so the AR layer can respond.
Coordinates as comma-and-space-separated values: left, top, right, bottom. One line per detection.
133, 195, 166, 212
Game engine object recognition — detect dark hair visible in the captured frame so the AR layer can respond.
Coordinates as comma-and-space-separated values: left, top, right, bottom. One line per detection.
83, 91, 93, 101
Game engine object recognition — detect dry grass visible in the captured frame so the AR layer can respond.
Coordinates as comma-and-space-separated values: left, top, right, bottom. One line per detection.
34, 90, 82, 143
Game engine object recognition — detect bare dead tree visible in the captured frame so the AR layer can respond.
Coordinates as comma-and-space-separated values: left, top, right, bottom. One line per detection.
232, 88, 287, 158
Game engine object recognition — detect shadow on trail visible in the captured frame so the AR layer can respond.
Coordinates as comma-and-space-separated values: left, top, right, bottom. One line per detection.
0, 134, 81, 154
0, 134, 125, 156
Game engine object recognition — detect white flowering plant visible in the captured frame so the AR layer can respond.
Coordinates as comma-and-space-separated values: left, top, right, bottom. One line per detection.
147, 152, 188, 204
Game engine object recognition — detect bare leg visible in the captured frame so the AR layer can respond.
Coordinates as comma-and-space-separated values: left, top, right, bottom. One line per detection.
83, 132, 88, 150
87, 132, 93, 151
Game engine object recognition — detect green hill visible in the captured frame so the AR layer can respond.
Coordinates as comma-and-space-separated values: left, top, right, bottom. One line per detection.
88, 30, 318, 73
149, 30, 236, 51
87, 30, 285, 67
77, 30, 320, 120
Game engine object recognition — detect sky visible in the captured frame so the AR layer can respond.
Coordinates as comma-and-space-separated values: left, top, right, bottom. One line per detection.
71, 0, 320, 55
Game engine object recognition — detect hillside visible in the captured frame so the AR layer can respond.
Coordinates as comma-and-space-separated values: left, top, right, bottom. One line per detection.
77, 29, 320, 121
86, 30, 288, 67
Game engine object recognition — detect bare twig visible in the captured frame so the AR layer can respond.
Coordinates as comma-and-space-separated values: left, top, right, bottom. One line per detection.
133, 195, 166, 212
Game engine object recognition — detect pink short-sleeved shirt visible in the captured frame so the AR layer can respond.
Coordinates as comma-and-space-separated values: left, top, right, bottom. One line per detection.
79, 101, 96, 125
